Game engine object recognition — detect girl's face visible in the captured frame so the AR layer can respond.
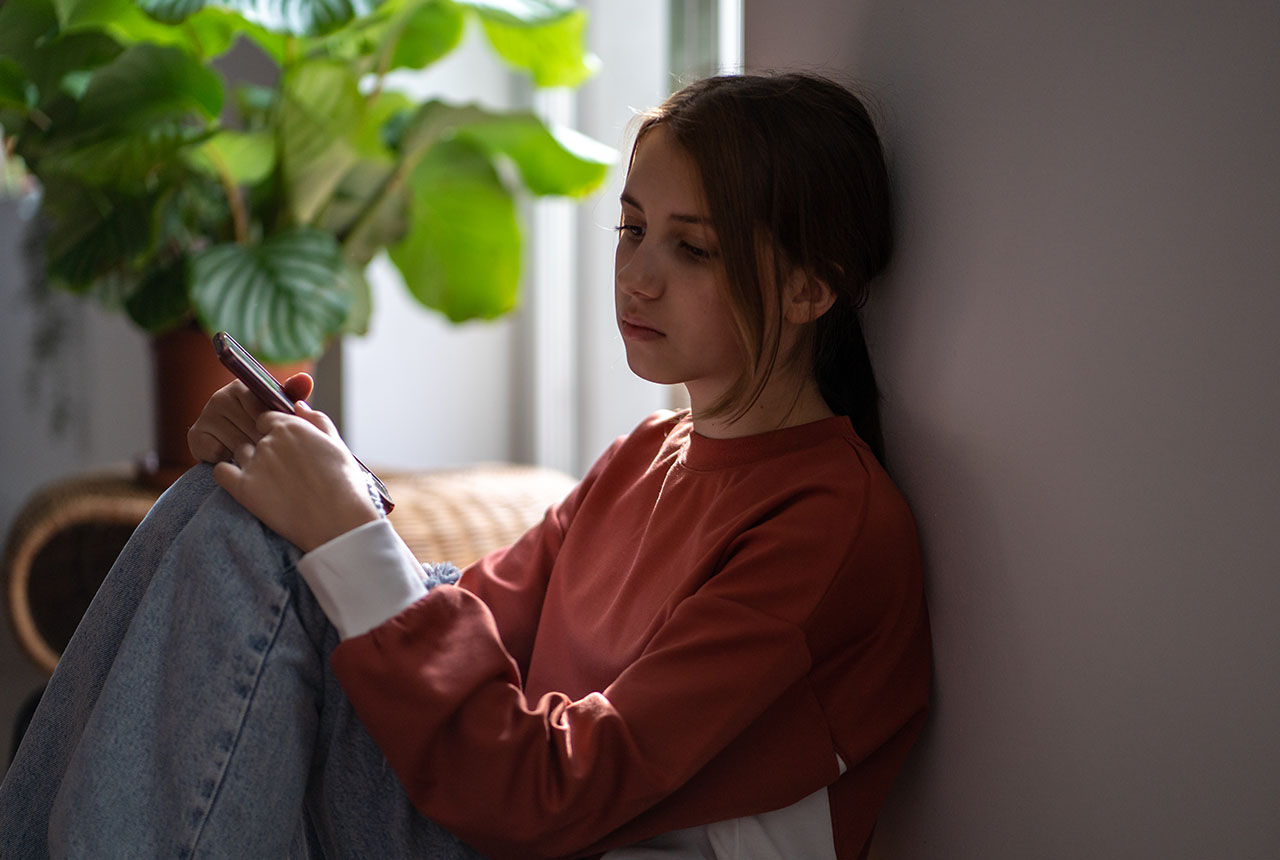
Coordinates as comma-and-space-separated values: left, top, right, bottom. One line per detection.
614, 127, 743, 407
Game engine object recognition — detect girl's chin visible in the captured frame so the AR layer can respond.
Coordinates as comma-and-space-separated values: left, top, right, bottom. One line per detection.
622, 353, 681, 387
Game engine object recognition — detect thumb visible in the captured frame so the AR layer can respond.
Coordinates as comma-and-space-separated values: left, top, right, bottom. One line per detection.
283, 372, 314, 404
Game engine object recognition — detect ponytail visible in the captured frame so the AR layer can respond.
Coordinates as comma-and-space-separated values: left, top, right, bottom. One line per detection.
815, 299, 883, 462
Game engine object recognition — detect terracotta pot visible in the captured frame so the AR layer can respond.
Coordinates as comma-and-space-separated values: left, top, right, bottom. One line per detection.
140, 324, 311, 489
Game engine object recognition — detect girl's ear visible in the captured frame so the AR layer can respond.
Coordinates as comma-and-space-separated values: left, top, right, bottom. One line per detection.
783, 270, 836, 324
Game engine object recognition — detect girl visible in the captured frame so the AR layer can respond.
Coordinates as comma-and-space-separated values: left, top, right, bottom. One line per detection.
0, 73, 930, 859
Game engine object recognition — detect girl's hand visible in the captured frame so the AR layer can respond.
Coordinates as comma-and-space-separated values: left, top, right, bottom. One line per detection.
188, 373, 314, 465
211, 400, 381, 553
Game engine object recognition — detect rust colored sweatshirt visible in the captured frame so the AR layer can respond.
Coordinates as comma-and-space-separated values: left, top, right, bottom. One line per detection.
330, 411, 931, 859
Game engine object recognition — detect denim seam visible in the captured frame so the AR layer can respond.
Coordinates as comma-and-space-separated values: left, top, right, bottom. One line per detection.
183, 585, 292, 857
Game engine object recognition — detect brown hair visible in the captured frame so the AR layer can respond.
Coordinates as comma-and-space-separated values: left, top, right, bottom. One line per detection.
633, 73, 893, 459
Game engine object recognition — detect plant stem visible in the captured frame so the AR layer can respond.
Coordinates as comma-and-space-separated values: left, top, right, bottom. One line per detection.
341, 104, 483, 255
182, 19, 206, 60
205, 146, 249, 244
341, 153, 412, 256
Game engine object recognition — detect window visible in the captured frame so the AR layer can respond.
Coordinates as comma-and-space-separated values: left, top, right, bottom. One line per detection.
343, 2, 743, 477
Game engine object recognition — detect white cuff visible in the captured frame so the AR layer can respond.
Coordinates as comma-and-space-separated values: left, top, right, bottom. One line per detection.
297, 518, 428, 639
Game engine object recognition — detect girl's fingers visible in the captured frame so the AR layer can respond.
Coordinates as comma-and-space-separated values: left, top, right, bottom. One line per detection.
233, 441, 256, 466
227, 381, 267, 416
188, 432, 233, 465
190, 409, 258, 464
294, 400, 337, 435
205, 415, 259, 460
211, 458, 242, 496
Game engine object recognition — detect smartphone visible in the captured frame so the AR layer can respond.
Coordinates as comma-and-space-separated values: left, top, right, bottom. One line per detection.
212, 331, 394, 512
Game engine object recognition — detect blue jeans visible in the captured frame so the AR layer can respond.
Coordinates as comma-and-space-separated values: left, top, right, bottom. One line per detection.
0, 466, 487, 859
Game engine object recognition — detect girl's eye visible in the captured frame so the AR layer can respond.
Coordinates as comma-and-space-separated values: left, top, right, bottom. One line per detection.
680, 241, 713, 262
615, 224, 644, 241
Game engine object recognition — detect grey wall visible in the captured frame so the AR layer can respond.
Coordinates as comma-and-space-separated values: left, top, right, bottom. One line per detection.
0, 198, 151, 736
746, 1, 1280, 857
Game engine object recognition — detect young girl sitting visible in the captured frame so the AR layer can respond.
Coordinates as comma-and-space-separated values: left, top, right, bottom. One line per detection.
0, 72, 931, 859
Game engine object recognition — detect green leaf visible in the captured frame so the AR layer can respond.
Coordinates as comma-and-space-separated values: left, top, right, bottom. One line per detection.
0, 9, 124, 118
74, 42, 222, 131
152, 171, 234, 246
132, 0, 205, 24
138, 0, 387, 37
476, 6, 596, 87
388, 0, 466, 70
40, 120, 208, 186
56, 0, 157, 30
386, 97, 478, 155
0, 0, 60, 73
457, 108, 613, 197
387, 100, 612, 197
338, 260, 372, 335
125, 257, 193, 332
278, 59, 364, 224
0, 59, 29, 113
190, 227, 352, 361
43, 31, 126, 94
44, 0, 243, 65
358, 88, 412, 155
188, 129, 276, 185
58, 0, 177, 41
390, 137, 520, 321
315, 0, 464, 73
345, 97, 609, 281
39, 181, 156, 289
322, 157, 407, 263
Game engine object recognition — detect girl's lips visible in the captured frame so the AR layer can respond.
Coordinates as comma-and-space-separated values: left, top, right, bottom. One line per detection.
620, 316, 664, 340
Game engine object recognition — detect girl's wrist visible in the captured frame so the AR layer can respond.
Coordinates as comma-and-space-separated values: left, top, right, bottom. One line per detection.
303, 508, 380, 553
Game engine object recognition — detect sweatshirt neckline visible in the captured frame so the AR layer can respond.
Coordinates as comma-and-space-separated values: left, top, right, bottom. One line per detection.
677, 411, 854, 471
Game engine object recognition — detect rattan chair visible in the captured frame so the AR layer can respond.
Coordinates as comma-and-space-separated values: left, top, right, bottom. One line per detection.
4, 464, 576, 675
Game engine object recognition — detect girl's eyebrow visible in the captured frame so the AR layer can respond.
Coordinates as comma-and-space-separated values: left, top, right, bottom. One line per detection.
619, 192, 711, 226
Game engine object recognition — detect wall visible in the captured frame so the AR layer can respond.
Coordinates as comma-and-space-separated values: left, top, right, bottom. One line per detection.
745, 1, 1280, 856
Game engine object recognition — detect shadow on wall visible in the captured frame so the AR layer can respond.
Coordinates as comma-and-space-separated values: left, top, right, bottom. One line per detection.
869, 400, 1032, 859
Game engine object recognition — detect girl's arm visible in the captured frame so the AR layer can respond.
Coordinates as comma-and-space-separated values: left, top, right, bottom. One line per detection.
332, 543, 823, 859
435, 432, 626, 675
329, 487, 929, 860
300, 432, 623, 675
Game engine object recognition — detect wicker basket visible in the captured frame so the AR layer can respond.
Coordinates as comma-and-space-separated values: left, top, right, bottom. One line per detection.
4, 464, 575, 675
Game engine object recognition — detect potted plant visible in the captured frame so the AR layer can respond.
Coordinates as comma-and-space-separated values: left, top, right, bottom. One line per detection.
0, 0, 612, 479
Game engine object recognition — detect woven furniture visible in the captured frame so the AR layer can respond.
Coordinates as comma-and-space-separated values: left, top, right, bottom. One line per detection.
4, 464, 576, 675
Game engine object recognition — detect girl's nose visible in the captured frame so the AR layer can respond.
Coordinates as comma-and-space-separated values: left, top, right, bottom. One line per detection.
616, 245, 662, 300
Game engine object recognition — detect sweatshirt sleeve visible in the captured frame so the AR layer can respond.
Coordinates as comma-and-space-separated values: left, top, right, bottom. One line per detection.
451, 435, 622, 677
298, 433, 614, 648
328, 487, 891, 860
